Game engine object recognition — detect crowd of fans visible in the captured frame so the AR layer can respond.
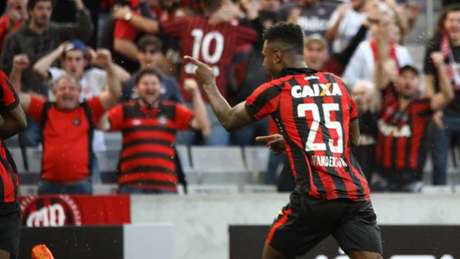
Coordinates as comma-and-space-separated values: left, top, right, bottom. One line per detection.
0, 0, 459, 194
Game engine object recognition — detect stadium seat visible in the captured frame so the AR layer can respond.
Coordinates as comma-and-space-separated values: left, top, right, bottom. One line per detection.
95, 149, 120, 184
190, 146, 249, 185
243, 146, 270, 183
9, 147, 25, 173
26, 148, 42, 174
175, 145, 191, 171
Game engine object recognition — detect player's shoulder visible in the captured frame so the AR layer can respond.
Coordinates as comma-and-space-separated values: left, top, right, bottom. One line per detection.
318, 71, 343, 82
255, 76, 291, 93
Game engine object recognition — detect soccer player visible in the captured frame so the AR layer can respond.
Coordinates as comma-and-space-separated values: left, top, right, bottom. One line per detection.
185, 23, 382, 259
0, 70, 27, 259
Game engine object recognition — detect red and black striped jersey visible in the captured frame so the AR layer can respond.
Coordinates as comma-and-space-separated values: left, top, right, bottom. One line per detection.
245, 68, 370, 201
161, 16, 258, 102
0, 70, 20, 203
376, 85, 433, 172
108, 100, 194, 192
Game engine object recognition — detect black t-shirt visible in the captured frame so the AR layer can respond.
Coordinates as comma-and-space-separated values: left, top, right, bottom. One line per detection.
359, 110, 378, 138
424, 36, 460, 114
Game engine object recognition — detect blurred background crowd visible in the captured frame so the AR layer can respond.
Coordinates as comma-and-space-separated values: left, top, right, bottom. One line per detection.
1, 0, 459, 194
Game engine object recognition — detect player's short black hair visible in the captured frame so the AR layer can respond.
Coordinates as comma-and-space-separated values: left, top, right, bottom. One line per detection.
263, 22, 304, 55
27, 0, 55, 11
135, 68, 162, 85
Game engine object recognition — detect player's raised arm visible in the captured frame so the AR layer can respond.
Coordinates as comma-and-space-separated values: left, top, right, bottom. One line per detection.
184, 56, 253, 131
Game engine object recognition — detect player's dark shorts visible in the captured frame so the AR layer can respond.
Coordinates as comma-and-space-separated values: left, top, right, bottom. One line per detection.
0, 202, 21, 259
266, 189, 382, 258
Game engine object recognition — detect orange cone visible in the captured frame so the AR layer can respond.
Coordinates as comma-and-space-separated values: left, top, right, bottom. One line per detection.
31, 244, 55, 259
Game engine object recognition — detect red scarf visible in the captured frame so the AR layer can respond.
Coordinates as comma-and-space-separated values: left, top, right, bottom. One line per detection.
440, 33, 460, 90
370, 39, 399, 68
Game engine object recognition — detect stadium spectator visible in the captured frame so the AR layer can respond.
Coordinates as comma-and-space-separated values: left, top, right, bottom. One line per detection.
15, 49, 121, 194
374, 25, 454, 192
1, 0, 93, 97
153, 0, 258, 145
325, 0, 408, 53
424, 4, 460, 185
303, 19, 369, 76
33, 40, 129, 99
32, 40, 129, 182
350, 80, 378, 183
186, 22, 382, 259
0, 0, 28, 54
121, 35, 182, 103
100, 69, 209, 194
124, 0, 257, 145
121, 35, 195, 192
2, 0, 93, 150
343, 15, 413, 87
279, 0, 336, 36
325, 0, 369, 54
0, 70, 27, 259
111, 0, 158, 65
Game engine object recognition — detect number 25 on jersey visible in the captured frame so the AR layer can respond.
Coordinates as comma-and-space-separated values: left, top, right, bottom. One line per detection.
297, 103, 343, 154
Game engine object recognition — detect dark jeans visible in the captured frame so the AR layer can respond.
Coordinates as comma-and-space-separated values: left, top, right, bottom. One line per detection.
431, 114, 460, 185
38, 179, 92, 195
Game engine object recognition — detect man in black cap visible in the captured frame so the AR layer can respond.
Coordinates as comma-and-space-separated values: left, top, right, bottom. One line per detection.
374, 51, 454, 192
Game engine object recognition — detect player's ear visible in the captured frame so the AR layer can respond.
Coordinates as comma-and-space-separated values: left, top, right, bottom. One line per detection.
273, 50, 283, 64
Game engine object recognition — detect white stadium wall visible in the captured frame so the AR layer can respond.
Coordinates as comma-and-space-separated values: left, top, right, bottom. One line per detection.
131, 193, 460, 259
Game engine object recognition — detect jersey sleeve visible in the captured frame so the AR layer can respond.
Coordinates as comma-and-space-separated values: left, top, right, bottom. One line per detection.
107, 104, 124, 131
113, 19, 138, 40
27, 96, 46, 124
174, 103, 194, 130
245, 81, 282, 121
0, 71, 19, 111
86, 96, 106, 125
349, 94, 359, 120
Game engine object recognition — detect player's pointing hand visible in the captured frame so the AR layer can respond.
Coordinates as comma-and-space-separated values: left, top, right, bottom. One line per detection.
183, 56, 215, 86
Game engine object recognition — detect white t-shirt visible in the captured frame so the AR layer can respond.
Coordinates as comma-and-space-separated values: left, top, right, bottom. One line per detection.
327, 2, 397, 54
343, 40, 413, 87
48, 67, 108, 152
327, 5, 367, 54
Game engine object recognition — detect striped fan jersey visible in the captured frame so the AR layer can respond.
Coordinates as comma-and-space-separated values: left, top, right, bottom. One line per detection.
161, 16, 258, 102
108, 100, 194, 192
375, 85, 433, 175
